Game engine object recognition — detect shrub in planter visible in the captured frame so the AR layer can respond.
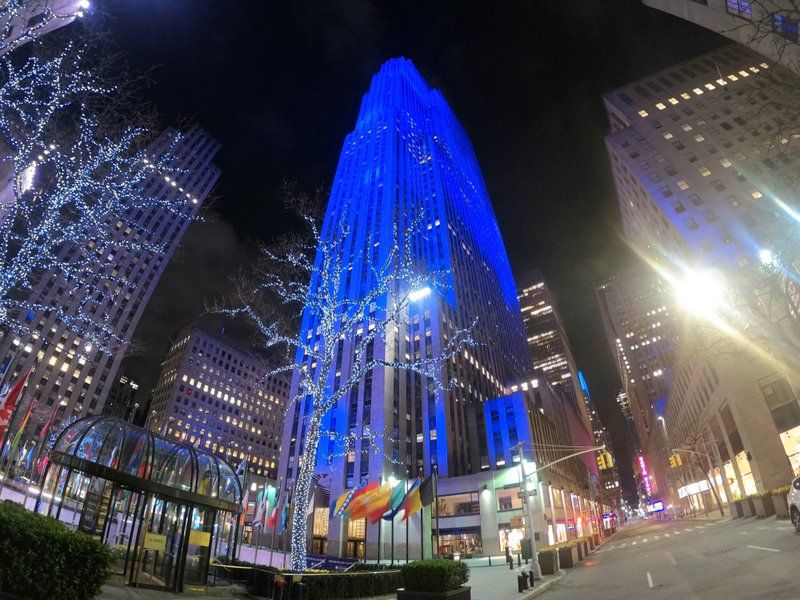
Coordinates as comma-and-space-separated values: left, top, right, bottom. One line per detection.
771, 485, 791, 519
557, 544, 578, 569
399, 559, 469, 598
0, 501, 113, 600
753, 493, 775, 518
537, 547, 559, 575
743, 496, 756, 517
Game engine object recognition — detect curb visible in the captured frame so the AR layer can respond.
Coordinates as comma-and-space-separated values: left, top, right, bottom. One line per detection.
519, 570, 567, 599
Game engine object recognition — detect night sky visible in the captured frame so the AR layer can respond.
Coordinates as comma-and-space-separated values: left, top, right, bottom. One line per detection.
99, 1, 725, 499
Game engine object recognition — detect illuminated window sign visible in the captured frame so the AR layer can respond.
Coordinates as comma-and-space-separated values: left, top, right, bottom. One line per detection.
646, 501, 664, 513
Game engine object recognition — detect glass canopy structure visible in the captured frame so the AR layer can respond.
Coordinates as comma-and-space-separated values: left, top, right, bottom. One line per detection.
36, 416, 242, 592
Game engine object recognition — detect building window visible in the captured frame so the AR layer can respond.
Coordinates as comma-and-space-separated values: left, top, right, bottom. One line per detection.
773, 13, 800, 42
726, 0, 752, 19
435, 492, 480, 517
438, 529, 483, 557
497, 486, 523, 511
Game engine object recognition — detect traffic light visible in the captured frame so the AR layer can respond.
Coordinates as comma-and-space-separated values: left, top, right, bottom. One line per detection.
596, 451, 614, 471
669, 453, 683, 468
597, 452, 607, 470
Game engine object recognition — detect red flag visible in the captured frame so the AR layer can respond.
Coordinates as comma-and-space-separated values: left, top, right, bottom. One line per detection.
267, 505, 279, 527
0, 369, 31, 442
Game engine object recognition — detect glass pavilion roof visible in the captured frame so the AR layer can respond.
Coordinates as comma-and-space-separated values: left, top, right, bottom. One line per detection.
51, 415, 241, 509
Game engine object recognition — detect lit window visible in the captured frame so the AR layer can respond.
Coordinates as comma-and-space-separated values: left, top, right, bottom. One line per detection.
655, 102, 667, 110
638, 109, 649, 117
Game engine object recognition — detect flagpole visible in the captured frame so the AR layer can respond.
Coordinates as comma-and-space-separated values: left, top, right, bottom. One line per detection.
269, 477, 281, 567
433, 463, 440, 558
235, 447, 252, 561
405, 466, 410, 563
418, 466, 424, 560
0, 374, 34, 496
390, 499, 395, 566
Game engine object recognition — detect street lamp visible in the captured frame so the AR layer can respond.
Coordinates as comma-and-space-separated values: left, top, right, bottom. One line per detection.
673, 268, 727, 318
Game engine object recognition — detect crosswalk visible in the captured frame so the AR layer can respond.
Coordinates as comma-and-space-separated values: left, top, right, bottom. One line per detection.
596, 522, 722, 553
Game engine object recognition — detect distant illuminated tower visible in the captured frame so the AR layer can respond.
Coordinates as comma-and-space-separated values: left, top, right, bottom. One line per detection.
517, 269, 592, 432
278, 58, 531, 556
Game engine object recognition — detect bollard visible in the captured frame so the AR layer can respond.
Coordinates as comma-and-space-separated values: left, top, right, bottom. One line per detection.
488, 555, 492, 567
517, 553, 522, 567
517, 573, 527, 593
528, 570, 535, 587
509, 558, 514, 570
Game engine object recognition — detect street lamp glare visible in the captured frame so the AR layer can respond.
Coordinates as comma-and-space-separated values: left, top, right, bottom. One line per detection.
759, 248, 775, 266
674, 269, 725, 317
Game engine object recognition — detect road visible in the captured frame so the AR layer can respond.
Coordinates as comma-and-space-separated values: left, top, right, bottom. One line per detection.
545, 517, 800, 599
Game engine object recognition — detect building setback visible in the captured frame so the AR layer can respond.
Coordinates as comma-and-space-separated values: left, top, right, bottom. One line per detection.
0, 125, 219, 450
150, 322, 290, 481
602, 44, 800, 509
278, 58, 601, 560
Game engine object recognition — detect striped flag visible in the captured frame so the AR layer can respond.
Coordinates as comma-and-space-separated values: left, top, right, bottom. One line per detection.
0, 369, 31, 443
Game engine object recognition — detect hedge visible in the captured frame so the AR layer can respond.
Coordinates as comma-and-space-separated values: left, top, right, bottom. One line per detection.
248, 567, 400, 599
400, 559, 469, 593
0, 501, 113, 600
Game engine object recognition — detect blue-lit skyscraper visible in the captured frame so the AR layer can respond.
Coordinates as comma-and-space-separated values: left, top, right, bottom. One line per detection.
278, 58, 531, 558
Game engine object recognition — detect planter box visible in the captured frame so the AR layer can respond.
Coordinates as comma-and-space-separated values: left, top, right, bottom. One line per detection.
753, 495, 775, 518
538, 550, 559, 575
557, 545, 579, 569
582, 540, 590, 557
731, 500, 744, 518
587, 536, 595, 551
773, 494, 790, 519
742, 498, 756, 517
592, 533, 601, 546
398, 587, 471, 600
576, 541, 584, 561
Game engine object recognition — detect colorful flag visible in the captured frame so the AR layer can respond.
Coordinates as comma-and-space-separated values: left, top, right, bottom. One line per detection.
348, 482, 390, 521
337, 480, 378, 519
239, 486, 250, 527
267, 504, 279, 527
253, 489, 266, 529
382, 480, 408, 521
384, 478, 419, 521
331, 480, 377, 520
401, 476, 433, 521
279, 500, 291, 533
365, 484, 394, 524
9, 396, 36, 456
0, 369, 31, 443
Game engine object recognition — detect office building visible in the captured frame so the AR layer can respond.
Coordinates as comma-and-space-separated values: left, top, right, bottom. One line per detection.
602, 45, 800, 501
0, 0, 88, 55
149, 321, 290, 481
279, 58, 599, 560
102, 374, 139, 420
644, 0, 800, 74
0, 125, 220, 450
517, 270, 593, 433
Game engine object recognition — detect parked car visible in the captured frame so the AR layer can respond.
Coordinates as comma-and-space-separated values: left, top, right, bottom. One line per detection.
789, 475, 800, 532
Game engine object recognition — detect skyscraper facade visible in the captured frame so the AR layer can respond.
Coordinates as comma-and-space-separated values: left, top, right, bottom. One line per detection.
278, 59, 599, 559
517, 270, 592, 433
150, 322, 289, 482
602, 45, 800, 501
0, 125, 219, 448
643, 0, 800, 74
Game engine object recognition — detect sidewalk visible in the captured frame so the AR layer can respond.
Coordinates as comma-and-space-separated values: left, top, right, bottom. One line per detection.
466, 562, 565, 600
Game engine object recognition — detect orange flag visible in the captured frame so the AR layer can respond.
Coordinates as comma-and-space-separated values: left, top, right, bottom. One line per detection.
0, 369, 31, 442
365, 484, 393, 524
348, 483, 387, 521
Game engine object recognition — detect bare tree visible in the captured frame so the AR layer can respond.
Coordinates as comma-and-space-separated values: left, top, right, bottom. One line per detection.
214, 186, 476, 571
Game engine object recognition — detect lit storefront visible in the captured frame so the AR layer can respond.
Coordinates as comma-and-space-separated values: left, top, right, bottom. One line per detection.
780, 425, 800, 475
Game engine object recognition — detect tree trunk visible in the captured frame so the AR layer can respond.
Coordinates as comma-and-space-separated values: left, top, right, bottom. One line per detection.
290, 417, 322, 571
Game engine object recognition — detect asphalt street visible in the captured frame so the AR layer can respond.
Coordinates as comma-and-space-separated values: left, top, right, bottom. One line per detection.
545, 517, 800, 599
